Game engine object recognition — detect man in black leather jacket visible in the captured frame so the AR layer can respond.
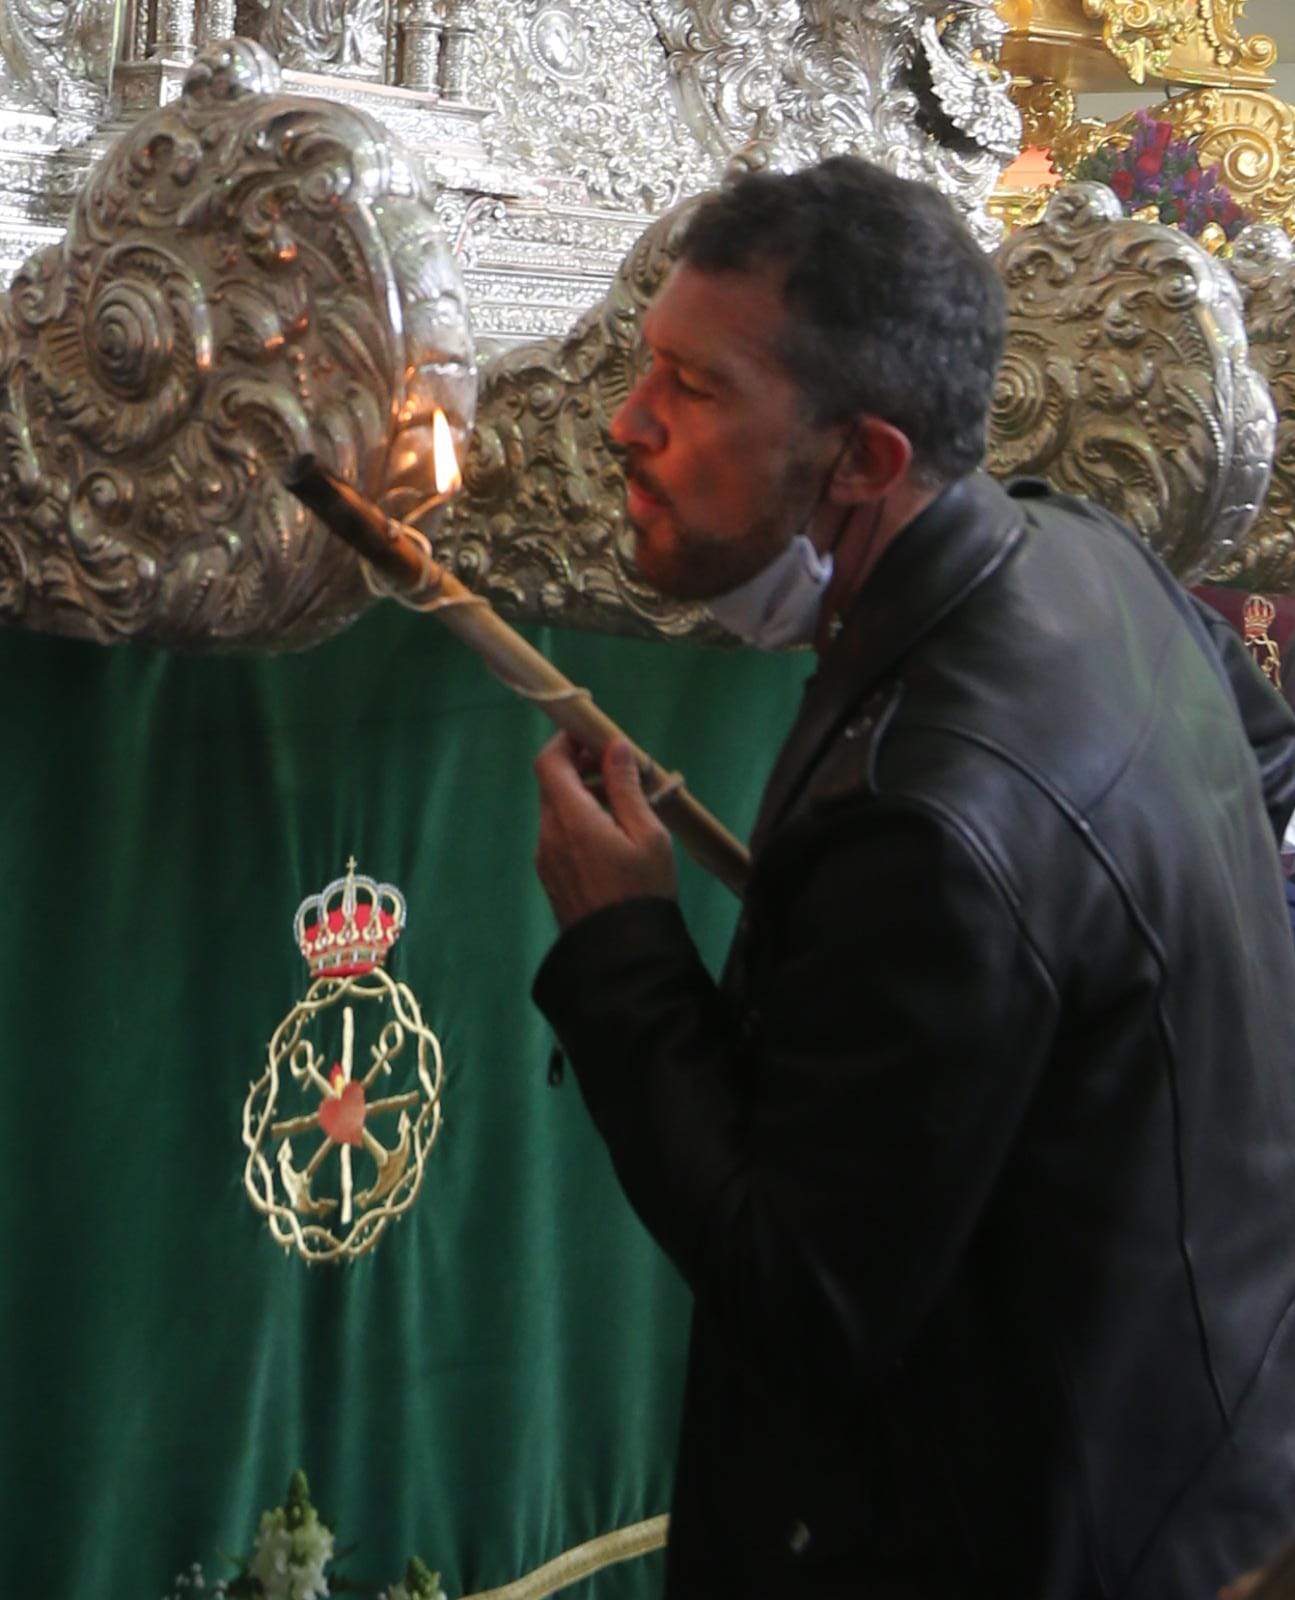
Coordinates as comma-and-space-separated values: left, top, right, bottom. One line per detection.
531, 158, 1295, 1598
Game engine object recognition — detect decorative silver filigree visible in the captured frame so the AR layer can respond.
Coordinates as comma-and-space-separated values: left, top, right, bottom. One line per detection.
988, 183, 1275, 581
451, 0, 1022, 239
0, 39, 475, 649
917, 8, 1019, 161
462, 0, 717, 212
0, 0, 120, 138
647, 0, 1020, 246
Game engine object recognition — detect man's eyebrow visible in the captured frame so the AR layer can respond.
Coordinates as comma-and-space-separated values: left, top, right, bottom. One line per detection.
647, 335, 730, 385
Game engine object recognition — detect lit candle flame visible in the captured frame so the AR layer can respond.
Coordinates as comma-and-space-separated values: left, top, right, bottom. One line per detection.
432, 409, 462, 498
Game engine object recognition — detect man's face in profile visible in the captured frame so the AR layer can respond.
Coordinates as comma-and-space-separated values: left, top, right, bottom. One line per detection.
610, 262, 835, 601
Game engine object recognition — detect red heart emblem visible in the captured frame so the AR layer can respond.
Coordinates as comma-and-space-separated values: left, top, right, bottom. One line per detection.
318, 1079, 366, 1146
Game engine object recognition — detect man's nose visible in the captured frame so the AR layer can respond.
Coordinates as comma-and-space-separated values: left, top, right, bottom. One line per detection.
610, 376, 665, 452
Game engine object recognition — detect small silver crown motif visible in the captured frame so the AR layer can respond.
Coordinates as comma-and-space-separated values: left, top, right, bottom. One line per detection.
293, 858, 406, 978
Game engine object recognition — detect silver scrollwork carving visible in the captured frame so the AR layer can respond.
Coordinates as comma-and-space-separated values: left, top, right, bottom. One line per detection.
648, 0, 1021, 246
460, 0, 1018, 239
436, 200, 714, 639
988, 183, 1275, 581
0, 0, 120, 137
461, 0, 716, 212
0, 39, 476, 649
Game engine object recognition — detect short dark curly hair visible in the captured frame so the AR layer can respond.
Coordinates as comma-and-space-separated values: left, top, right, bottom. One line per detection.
678, 157, 1006, 485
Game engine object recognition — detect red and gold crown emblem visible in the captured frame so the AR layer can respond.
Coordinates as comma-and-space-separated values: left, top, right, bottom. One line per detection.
1244, 593, 1278, 637
246, 856, 442, 1264
1241, 593, 1284, 690
293, 858, 406, 978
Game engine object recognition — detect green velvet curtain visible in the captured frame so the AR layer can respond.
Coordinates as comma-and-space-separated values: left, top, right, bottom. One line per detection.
0, 606, 805, 1598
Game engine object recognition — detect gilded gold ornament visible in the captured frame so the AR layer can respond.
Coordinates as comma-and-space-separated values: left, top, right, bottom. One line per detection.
998, 0, 1275, 89
1010, 78, 1077, 150
1050, 115, 1124, 174
1082, 0, 1197, 86
987, 185, 1054, 232
1198, 0, 1277, 78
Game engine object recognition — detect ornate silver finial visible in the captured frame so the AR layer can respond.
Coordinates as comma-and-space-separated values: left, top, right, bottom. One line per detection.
1228, 222, 1295, 286
181, 36, 284, 101
1038, 179, 1126, 236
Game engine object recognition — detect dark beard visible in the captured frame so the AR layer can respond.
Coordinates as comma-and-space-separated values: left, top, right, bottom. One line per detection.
627, 453, 821, 601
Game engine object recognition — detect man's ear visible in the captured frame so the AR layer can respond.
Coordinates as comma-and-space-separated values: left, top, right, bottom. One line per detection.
827, 417, 914, 504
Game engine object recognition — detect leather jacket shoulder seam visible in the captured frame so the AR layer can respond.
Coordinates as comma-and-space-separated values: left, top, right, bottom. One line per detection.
885, 718, 1171, 977
864, 788, 1062, 1010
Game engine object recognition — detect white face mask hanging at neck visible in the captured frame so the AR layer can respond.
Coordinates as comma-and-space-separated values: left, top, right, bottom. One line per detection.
705, 534, 834, 650
706, 434, 856, 650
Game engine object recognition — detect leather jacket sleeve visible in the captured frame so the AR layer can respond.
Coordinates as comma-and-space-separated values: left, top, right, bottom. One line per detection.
1037, 487, 1295, 846
533, 796, 1059, 1402
1190, 596, 1295, 846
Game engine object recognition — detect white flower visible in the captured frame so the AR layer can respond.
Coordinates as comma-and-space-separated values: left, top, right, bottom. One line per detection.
249, 1505, 335, 1600
165, 1567, 209, 1600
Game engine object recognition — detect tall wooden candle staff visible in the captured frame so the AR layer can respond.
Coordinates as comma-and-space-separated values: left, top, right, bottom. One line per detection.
285, 417, 751, 898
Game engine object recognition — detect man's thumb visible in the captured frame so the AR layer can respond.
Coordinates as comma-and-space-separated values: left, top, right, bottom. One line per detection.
603, 739, 656, 836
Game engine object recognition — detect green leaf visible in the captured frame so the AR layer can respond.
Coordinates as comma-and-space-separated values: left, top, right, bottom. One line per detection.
285, 1468, 314, 1531
405, 1556, 443, 1598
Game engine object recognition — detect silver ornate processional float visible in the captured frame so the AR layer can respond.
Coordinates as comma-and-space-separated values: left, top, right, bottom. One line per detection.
0, 2, 1284, 648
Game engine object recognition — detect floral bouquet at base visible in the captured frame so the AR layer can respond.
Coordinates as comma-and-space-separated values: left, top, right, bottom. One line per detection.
1074, 109, 1250, 241
165, 1470, 446, 1600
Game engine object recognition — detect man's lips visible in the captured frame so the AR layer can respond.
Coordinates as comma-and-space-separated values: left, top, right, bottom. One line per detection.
625, 472, 666, 517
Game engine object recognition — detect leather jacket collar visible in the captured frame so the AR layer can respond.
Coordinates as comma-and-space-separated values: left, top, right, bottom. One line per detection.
751, 472, 1025, 852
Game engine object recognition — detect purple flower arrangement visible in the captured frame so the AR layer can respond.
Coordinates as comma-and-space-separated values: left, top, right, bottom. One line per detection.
1074, 109, 1250, 240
